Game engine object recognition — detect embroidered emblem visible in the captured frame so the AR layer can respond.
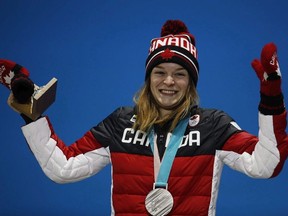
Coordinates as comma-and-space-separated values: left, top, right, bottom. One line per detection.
160, 48, 175, 60
189, 114, 200, 127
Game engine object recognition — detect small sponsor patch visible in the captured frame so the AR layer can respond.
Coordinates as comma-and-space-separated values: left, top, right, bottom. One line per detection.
189, 114, 200, 127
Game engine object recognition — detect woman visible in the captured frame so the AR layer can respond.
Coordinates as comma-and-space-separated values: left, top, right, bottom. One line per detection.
6, 20, 288, 215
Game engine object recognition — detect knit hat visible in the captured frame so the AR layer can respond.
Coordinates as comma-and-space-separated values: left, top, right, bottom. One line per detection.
145, 20, 199, 86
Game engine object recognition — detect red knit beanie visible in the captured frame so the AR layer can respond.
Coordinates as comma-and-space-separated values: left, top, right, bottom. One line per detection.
145, 20, 199, 86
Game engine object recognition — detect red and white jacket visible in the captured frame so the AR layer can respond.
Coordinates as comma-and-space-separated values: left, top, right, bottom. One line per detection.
21, 106, 287, 216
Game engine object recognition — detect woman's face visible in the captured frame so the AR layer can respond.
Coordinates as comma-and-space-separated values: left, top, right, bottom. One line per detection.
150, 62, 190, 116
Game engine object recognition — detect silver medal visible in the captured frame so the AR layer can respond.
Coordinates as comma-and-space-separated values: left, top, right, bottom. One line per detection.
145, 188, 173, 216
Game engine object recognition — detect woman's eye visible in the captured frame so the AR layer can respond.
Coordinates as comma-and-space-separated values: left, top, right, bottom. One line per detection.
154, 71, 165, 75
175, 72, 186, 77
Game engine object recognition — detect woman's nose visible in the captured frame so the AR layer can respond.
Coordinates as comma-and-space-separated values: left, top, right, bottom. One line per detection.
163, 75, 175, 85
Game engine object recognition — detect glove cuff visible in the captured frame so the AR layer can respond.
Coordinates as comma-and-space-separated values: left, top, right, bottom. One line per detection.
259, 92, 285, 115
260, 78, 282, 96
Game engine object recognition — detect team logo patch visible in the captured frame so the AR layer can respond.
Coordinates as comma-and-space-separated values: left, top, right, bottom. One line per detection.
189, 114, 200, 127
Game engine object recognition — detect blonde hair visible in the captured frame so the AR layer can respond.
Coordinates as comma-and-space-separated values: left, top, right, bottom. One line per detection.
133, 80, 199, 132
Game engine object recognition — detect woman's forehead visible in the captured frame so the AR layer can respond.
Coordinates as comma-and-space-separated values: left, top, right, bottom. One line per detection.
153, 63, 188, 72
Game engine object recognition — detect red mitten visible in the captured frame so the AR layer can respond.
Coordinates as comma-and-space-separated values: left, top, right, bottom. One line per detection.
251, 43, 285, 115
0, 59, 34, 103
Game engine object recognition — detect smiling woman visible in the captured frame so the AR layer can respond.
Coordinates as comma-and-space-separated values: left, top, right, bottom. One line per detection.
150, 63, 190, 114
2, 19, 288, 216
135, 62, 198, 132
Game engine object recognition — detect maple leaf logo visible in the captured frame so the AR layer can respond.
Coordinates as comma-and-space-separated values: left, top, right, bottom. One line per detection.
160, 48, 175, 60
3, 70, 15, 87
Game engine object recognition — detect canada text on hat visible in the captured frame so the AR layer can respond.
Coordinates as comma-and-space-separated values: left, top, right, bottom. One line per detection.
149, 34, 197, 59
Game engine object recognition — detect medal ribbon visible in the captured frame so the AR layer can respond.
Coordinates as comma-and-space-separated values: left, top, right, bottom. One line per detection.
148, 117, 189, 188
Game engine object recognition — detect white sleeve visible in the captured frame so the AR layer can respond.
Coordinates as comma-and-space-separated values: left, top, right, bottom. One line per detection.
218, 112, 284, 178
21, 117, 111, 183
